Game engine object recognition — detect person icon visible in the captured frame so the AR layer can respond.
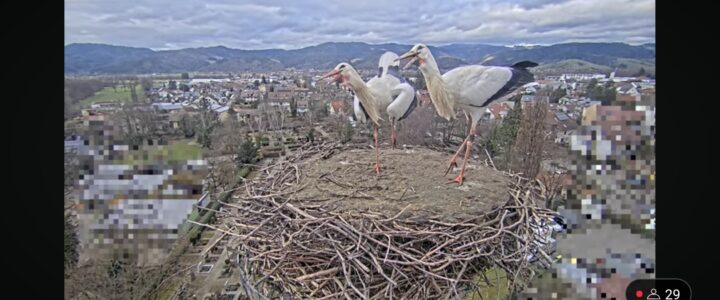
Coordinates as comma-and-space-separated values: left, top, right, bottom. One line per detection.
646, 289, 661, 300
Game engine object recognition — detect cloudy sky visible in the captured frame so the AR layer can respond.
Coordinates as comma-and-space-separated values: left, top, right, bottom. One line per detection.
65, 0, 655, 50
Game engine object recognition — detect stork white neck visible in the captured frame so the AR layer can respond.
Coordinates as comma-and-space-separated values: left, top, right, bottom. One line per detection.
344, 68, 382, 124
417, 51, 455, 120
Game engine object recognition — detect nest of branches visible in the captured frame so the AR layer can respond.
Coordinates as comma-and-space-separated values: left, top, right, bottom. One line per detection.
197, 142, 558, 299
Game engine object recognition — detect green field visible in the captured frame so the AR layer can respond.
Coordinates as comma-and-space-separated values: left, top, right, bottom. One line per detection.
163, 139, 202, 161
465, 267, 510, 300
75, 84, 145, 109
119, 139, 202, 165
179, 206, 201, 235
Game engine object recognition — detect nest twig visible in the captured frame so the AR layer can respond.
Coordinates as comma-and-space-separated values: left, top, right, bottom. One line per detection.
201, 142, 557, 299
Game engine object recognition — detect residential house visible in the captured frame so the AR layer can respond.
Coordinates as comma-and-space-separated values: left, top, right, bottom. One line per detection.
553, 112, 579, 145
268, 89, 294, 101
554, 111, 570, 122
233, 107, 261, 125
168, 112, 186, 129
484, 102, 511, 120
240, 89, 262, 100
521, 95, 536, 102
89, 102, 118, 114
558, 97, 573, 105
264, 100, 291, 113
500, 101, 516, 110
616, 84, 641, 102
560, 73, 606, 81
219, 107, 236, 122
292, 87, 310, 98
296, 99, 310, 116
189, 78, 230, 86
81, 109, 111, 122
524, 85, 539, 94
520, 95, 550, 110
151, 102, 183, 113
211, 103, 230, 114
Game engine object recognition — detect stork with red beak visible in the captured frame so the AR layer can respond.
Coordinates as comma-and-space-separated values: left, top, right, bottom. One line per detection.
318, 52, 418, 174
397, 44, 538, 185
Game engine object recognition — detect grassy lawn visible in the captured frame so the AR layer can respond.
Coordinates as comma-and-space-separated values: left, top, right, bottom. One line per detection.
179, 206, 201, 235
165, 140, 202, 161
74, 84, 145, 109
465, 267, 511, 300
118, 139, 202, 165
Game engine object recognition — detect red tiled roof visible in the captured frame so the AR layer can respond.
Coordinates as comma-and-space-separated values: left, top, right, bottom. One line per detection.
486, 102, 509, 119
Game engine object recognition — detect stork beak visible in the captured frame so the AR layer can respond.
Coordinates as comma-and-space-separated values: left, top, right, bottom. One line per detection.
396, 50, 418, 61
396, 50, 420, 69
403, 57, 419, 70
318, 69, 340, 82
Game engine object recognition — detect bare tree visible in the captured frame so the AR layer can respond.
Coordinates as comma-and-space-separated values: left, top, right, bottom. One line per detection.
130, 84, 139, 103
253, 112, 266, 133
279, 109, 286, 130
140, 77, 153, 92
206, 157, 238, 193
196, 98, 219, 149
111, 106, 140, 145
211, 118, 245, 156
537, 172, 565, 209
64, 257, 163, 300
511, 100, 549, 179
111, 105, 165, 146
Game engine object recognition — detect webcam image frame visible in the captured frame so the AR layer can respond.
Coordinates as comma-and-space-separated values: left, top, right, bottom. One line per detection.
64, 1, 656, 299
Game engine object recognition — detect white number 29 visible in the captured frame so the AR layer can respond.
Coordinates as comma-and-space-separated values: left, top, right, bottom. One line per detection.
665, 289, 680, 299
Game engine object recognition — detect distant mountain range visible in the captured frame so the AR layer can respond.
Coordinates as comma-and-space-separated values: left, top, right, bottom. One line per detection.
65, 42, 655, 76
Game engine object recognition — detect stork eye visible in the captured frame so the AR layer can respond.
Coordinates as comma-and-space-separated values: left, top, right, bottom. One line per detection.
338, 65, 346, 69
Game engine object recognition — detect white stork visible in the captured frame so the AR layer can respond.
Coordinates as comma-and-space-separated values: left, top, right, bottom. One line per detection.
397, 44, 538, 184
319, 52, 418, 173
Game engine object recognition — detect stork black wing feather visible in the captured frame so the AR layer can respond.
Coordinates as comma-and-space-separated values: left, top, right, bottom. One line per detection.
510, 61, 539, 69
480, 67, 536, 106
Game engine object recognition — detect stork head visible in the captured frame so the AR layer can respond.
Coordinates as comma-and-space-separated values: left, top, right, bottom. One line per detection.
397, 44, 430, 69
318, 63, 355, 85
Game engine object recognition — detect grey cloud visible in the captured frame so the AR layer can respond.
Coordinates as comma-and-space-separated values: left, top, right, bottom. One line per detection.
65, 0, 654, 49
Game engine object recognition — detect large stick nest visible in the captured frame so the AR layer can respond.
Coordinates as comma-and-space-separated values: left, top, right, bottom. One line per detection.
202, 142, 558, 299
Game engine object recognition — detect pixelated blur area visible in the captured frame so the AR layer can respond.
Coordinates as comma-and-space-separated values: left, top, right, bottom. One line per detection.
522, 98, 655, 299
75, 119, 208, 265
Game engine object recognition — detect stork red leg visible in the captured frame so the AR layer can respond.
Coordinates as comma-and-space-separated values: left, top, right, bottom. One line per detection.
391, 124, 397, 149
444, 136, 468, 175
373, 124, 381, 174
444, 115, 474, 176
448, 125, 476, 185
